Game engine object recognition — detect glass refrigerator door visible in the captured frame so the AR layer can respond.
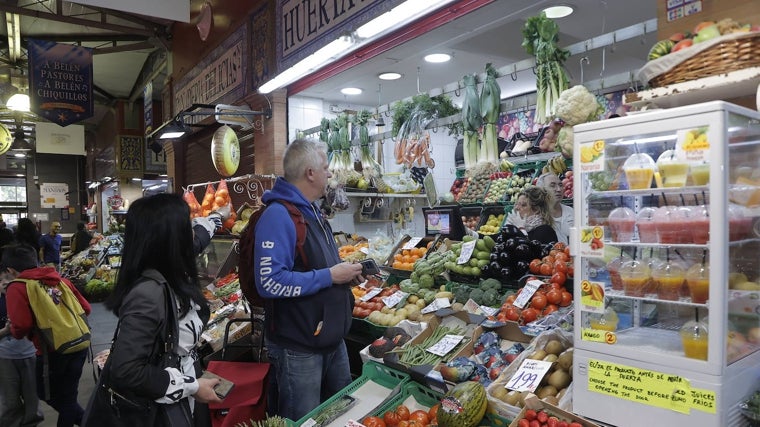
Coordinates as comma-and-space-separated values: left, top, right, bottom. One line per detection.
572, 102, 760, 377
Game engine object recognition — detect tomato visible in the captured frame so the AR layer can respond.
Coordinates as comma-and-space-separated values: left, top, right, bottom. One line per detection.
530, 293, 547, 310
560, 290, 573, 307
558, 421, 569, 427
553, 260, 568, 274
554, 252, 569, 263
537, 410, 549, 423
518, 419, 530, 427
543, 304, 559, 315
406, 420, 424, 427
542, 255, 555, 265
408, 410, 429, 424
505, 305, 521, 322
363, 416, 386, 427
566, 262, 574, 278
428, 403, 439, 422
521, 307, 539, 324
395, 405, 410, 421
529, 419, 541, 427
547, 416, 560, 427
553, 242, 567, 251
524, 409, 537, 421
529, 259, 542, 274
539, 262, 553, 276
397, 422, 409, 427
550, 271, 567, 286
384, 411, 401, 426
545, 289, 562, 305
504, 294, 517, 305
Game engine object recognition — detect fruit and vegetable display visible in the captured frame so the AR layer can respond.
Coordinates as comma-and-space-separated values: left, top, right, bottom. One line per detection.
476, 212, 505, 235
443, 235, 495, 278
373, 403, 440, 427
450, 278, 506, 307
488, 331, 574, 411
391, 246, 429, 271
647, 18, 758, 60
457, 170, 492, 204
480, 230, 553, 282
501, 172, 534, 204
339, 240, 369, 262
230, 205, 256, 235
482, 172, 513, 203
513, 408, 584, 427
461, 212, 481, 230
436, 381, 488, 427
439, 330, 527, 386
213, 272, 240, 303
391, 323, 466, 367
449, 177, 468, 202
367, 327, 413, 359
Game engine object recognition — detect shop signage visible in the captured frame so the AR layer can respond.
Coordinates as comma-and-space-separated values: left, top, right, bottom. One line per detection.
40, 183, 69, 209
27, 38, 94, 126
173, 26, 247, 120
144, 81, 153, 136
35, 122, 86, 155
276, 0, 402, 69
118, 135, 144, 175
69, 0, 189, 23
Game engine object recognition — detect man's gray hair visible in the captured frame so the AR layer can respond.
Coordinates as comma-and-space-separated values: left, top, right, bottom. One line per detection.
283, 138, 328, 182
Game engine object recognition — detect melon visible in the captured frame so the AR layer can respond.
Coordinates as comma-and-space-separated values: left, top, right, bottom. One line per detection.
647, 39, 674, 60
437, 381, 487, 427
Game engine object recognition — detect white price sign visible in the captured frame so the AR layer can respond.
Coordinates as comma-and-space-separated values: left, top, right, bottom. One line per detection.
382, 291, 408, 308
360, 287, 382, 302
457, 240, 477, 264
463, 298, 481, 313
427, 334, 465, 357
421, 297, 452, 314
402, 237, 424, 250
505, 359, 554, 392
513, 279, 542, 309
480, 305, 499, 316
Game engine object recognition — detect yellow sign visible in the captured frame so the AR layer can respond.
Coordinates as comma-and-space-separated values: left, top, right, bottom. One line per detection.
587, 359, 716, 414
581, 329, 613, 343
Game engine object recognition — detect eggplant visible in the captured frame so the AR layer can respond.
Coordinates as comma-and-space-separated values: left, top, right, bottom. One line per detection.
504, 238, 519, 252
498, 251, 511, 266
515, 260, 530, 277
490, 252, 500, 262
529, 240, 544, 258
513, 243, 533, 261
489, 261, 502, 272
499, 266, 513, 279
542, 243, 554, 258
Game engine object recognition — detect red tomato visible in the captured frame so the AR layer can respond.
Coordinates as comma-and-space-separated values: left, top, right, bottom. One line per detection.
546, 289, 562, 305
521, 307, 539, 324
554, 252, 569, 263
560, 291, 573, 307
550, 271, 567, 286
566, 262, 574, 277
363, 416, 386, 427
553, 242, 567, 251
547, 416, 561, 427
384, 411, 401, 426
539, 263, 553, 276
504, 294, 517, 305
529, 420, 541, 427
553, 260, 568, 274
543, 304, 559, 315
537, 410, 549, 423
518, 419, 530, 427
542, 255, 556, 265
505, 305, 521, 322
395, 405, 410, 421
397, 422, 409, 427
529, 259, 542, 274
524, 409, 537, 421
408, 410, 429, 425
530, 293, 547, 310
428, 404, 439, 422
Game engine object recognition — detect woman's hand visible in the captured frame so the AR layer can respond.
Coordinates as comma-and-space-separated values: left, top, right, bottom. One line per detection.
194, 377, 223, 403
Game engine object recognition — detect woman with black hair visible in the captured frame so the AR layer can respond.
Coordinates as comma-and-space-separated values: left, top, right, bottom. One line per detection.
84, 193, 222, 426
14, 218, 41, 256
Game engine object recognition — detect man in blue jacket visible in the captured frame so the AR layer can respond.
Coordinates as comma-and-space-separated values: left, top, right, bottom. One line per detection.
254, 138, 363, 421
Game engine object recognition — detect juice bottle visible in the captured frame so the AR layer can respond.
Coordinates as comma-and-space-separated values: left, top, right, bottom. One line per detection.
686, 262, 710, 304
680, 320, 708, 360
636, 207, 658, 243
589, 307, 619, 332
656, 149, 689, 187
688, 204, 710, 244
606, 252, 630, 291
607, 207, 636, 242
620, 259, 651, 298
653, 206, 685, 244
623, 153, 656, 190
690, 163, 710, 185
652, 260, 685, 301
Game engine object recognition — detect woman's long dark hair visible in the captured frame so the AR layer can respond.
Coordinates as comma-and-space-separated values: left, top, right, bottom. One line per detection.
106, 193, 205, 317
15, 218, 41, 252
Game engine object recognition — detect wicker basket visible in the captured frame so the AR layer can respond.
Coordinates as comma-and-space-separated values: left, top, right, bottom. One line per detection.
649, 33, 760, 87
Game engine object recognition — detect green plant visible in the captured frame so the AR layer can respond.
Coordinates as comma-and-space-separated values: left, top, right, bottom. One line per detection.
391, 94, 462, 138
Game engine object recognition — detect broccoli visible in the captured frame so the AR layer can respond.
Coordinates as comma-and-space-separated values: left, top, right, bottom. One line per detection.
453, 286, 471, 303
399, 279, 420, 294
469, 288, 485, 305
483, 289, 501, 307
479, 278, 502, 292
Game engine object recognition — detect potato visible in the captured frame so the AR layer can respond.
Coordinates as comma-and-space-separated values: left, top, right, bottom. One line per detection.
504, 390, 521, 406
543, 354, 558, 363
407, 311, 421, 322
451, 302, 464, 312
529, 349, 547, 360
491, 386, 508, 401
416, 299, 426, 308
408, 295, 419, 304
544, 339, 565, 355
547, 369, 572, 390
536, 385, 558, 399
557, 347, 574, 371
541, 395, 560, 406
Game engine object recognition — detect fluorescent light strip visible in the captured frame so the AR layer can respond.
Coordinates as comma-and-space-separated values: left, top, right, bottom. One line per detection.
259, 0, 455, 94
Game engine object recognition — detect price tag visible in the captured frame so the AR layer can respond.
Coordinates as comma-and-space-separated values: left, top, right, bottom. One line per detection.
513, 279, 542, 309
480, 305, 499, 316
360, 287, 382, 302
360, 247, 369, 254
421, 297, 452, 314
463, 298, 481, 313
427, 334, 465, 357
505, 359, 554, 392
403, 237, 424, 250
345, 421, 366, 427
301, 420, 317, 427
382, 291, 409, 308
457, 240, 477, 264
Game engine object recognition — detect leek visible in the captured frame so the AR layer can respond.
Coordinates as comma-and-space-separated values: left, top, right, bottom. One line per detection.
480, 63, 501, 163
354, 109, 381, 179
461, 73, 482, 169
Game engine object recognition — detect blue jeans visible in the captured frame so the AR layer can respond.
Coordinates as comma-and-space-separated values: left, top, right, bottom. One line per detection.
0, 357, 44, 427
265, 339, 351, 421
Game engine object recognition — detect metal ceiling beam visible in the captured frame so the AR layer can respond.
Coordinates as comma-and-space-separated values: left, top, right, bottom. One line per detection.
4, 12, 20, 63
92, 41, 156, 55
22, 33, 149, 43
0, 4, 156, 37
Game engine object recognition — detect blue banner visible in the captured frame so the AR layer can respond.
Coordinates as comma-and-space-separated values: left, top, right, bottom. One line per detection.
27, 38, 94, 126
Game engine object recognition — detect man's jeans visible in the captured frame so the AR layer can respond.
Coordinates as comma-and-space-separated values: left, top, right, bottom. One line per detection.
265, 339, 352, 421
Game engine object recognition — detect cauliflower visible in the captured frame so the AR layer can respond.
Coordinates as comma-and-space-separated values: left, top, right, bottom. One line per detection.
554, 85, 602, 126
556, 127, 574, 159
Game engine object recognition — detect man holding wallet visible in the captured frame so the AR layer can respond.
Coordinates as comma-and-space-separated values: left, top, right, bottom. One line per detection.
252, 139, 363, 420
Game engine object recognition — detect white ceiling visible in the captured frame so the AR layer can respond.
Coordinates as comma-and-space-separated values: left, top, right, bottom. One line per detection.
296, 0, 658, 108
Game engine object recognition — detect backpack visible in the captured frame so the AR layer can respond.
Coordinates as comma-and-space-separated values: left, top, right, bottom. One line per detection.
16, 278, 91, 354
237, 200, 309, 307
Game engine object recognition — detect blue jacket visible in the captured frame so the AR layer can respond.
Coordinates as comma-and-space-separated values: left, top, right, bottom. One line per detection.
254, 178, 353, 353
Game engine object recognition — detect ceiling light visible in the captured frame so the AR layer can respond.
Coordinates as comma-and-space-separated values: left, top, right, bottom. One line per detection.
424, 53, 451, 63
12, 152, 26, 158
355, 0, 455, 39
542, 5, 574, 18
341, 87, 362, 95
157, 119, 192, 139
378, 72, 402, 80
6, 93, 30, 112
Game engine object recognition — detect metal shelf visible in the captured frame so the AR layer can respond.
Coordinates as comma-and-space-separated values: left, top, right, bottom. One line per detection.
344, 192, 427, 198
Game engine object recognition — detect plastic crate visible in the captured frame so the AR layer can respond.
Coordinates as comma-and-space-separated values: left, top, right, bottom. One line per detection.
375, 381, 443, 416
459, 206, 483, 232
476, 205, 507, 237
294, 361, 410, 426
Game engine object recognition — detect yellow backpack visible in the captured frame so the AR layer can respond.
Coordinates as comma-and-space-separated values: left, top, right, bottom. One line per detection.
18, 278, 91, 354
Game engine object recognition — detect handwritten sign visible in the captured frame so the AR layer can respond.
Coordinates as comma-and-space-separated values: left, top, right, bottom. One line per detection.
457, 240, 477, 264
360, 287, 382, 302
421, 297, 452, 314
382, 291, 408, 308
402, 237, 423, 250
427, 334, 464, 357
513, 279, 542, 309
506, 359, 553, 392
586, 359, 716, 414
40, 183, 69, 208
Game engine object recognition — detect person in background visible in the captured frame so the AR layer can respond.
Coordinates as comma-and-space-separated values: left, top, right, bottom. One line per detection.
14, 219, 40, 256
3, 243, 91, 427
70, 222, 94, 256
0, 220, 13, 258
535, 172, 573, 244
0, 256, 44, 427
88, 193, 222, 425
253, 138, 364, 420
38, 222, 62, 270
514, 186, 558, 244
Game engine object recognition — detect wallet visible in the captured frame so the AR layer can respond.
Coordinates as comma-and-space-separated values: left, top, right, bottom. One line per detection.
200, 371, 235, 399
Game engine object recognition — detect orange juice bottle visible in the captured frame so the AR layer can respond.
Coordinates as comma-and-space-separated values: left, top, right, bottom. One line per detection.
680, 320, 708, 360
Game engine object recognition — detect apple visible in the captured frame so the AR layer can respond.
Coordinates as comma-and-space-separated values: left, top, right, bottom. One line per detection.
693, 24, 721, 43
668, 32, 690, 42
693, 21, 716, 34
671, 39, 694, 52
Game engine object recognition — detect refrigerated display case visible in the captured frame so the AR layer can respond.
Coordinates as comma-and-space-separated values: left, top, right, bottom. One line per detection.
570, 101, 760, 426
